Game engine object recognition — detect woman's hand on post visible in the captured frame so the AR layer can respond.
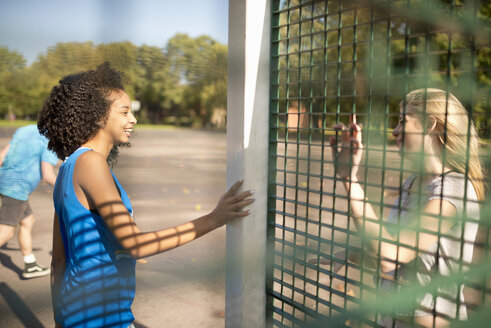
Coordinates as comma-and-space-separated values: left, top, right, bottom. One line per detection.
209, 180, 254, 228
329, 114, 363, 180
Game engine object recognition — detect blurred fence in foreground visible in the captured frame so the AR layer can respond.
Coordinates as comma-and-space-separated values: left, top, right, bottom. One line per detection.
267, 0, 491, 327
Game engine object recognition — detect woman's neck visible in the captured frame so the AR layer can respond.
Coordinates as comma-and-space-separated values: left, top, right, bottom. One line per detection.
81, 135, 114, 159
420, 158, 453, 185
409, 141, 453, 184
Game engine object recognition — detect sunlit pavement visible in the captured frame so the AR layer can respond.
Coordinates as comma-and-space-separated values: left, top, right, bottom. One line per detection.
0, 127, 228, 328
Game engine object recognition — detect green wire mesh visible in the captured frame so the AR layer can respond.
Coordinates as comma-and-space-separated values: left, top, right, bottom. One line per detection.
267, 0, 490, 327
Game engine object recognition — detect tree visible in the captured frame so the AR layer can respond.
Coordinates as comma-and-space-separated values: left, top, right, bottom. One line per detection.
132, 44, 180, 123
25, 42, 101, 116
0, 47, 28, 118
0, 47, 26, 72
166, 34, 227, 126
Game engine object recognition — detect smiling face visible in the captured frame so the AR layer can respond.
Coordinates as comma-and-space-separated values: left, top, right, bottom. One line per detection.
102, 91, 137, 145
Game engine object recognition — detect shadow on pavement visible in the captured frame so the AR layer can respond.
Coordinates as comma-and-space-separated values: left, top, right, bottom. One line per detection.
134, 320, 151, 328
0, 252, 23, 278
1, 243, 41, 252
0, 282, 44, 327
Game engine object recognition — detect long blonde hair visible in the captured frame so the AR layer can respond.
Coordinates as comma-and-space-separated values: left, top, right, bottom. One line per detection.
402, 88, 485, 201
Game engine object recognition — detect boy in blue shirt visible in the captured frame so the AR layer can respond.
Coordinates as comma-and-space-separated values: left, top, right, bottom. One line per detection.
0, 124, 58, 278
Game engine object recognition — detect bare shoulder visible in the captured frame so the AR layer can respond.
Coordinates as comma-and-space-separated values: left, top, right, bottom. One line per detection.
77, 150, 107, 166
74, 151, 112, 187
424, 198, 457, 217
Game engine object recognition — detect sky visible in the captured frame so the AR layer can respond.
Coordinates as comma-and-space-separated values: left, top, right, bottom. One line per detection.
0, 0, 228, 64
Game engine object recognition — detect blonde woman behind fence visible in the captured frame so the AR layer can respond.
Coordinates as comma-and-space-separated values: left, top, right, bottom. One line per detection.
325, 89, 484, 327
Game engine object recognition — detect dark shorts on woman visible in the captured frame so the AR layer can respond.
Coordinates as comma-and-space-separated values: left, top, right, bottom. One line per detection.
0, 194, 33, 226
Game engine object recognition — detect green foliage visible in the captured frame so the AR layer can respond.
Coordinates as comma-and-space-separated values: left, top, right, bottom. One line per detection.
167, 34, 227, 126
0, 47, 29, 119
0, 35, 227, 126
0, 47, 26, 72
275, 0, 491, 138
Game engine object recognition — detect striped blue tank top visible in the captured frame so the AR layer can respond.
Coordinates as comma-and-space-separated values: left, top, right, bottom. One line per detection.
53, 148, 136, 328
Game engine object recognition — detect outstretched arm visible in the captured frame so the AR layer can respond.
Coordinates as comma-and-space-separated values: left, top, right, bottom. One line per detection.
75, 151, 254, 259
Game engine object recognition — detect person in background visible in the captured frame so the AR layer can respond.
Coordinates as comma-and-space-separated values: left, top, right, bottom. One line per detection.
0, 124, 58, 279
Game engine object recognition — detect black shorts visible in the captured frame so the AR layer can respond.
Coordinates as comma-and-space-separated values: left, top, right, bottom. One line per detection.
0, 194, 33, 226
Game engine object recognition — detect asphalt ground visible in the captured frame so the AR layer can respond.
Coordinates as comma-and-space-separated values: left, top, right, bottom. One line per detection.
0, 127, 229, 328
0, 126, 487, 327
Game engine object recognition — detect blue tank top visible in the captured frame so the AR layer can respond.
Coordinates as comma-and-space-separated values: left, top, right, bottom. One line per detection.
53, 148, 136, 328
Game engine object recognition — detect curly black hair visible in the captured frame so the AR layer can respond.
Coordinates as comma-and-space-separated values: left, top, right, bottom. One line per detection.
38, 62, 125, 160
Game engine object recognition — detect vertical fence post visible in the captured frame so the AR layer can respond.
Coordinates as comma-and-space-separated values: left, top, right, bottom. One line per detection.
226, 0, 271, 327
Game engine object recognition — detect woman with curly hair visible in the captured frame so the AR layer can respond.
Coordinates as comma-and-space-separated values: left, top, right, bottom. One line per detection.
38, 63, 253, 328
329, 89, 484, 327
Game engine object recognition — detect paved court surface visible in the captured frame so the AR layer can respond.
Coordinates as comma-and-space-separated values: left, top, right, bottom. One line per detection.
0, 126, 487, 327
0, 127, 229, 328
